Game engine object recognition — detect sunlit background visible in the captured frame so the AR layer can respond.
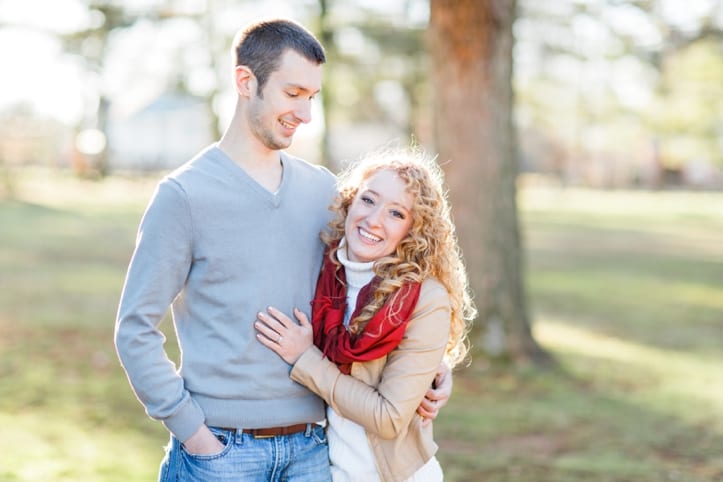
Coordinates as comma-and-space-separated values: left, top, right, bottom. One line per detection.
1, 1, 722, 481
1, 0, 722, 184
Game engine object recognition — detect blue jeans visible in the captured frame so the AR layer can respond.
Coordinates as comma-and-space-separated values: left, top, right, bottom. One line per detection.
159, 424, 331, 481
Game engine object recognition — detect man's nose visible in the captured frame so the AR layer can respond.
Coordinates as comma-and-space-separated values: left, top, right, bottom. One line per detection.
295, 100, 312, 124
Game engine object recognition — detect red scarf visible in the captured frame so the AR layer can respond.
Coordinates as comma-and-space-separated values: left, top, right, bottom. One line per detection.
311, 244, 421, 375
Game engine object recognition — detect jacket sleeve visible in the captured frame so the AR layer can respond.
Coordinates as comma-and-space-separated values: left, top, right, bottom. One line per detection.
114, 179, 205, 442
291, 279, 451, 439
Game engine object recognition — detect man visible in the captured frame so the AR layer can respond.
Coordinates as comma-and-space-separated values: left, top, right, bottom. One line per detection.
115, 19, 450, 482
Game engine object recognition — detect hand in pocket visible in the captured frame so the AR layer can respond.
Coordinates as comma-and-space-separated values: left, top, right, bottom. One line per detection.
182, 425, 226, 456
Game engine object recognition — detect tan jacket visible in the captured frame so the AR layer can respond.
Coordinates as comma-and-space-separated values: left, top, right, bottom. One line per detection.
291, 278, 451, 482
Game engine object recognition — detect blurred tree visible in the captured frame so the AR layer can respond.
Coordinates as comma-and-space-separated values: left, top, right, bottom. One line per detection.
429, 0, 549, 364
61, 2, 137, 176
514, 0, 723, 187
316, 0, 335, 165
315, 1, 430, 166
186, 0, 224, 141
649, 39, 723, 173
59, 0, 230, 175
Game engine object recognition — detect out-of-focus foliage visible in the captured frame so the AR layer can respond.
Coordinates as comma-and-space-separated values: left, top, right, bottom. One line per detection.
0, 0, 721, 186
314, 1, 430, 166
650, 39, 723, 168
515, 0, 723, 187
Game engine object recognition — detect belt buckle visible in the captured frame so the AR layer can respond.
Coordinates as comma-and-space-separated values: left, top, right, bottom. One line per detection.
253, 434, 275, 439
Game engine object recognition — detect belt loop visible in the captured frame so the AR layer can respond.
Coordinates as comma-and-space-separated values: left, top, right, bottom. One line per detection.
304, 423, 312, 437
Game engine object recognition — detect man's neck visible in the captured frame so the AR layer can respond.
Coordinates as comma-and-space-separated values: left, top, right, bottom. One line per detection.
218, 130, 283, 193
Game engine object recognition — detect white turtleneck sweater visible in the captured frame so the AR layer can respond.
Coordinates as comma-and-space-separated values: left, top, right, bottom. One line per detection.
337, 240, 376, 328
328, 239, 443, 482
328, 240, 379, 482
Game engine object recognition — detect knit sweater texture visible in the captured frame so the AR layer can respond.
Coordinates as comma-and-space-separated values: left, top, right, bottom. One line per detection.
115, 145, 337, 441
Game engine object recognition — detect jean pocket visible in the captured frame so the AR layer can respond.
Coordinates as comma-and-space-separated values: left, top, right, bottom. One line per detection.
181, 429, 233, 460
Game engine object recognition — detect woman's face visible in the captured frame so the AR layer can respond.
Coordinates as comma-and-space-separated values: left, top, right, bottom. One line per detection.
344, 169, 414, 263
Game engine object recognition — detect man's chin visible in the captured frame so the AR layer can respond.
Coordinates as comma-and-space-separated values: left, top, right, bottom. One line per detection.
276, 137, 293, 150
263, 137, 293, 151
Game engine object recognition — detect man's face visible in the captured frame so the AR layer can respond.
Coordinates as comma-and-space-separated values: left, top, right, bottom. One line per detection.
246, 50, 322, 151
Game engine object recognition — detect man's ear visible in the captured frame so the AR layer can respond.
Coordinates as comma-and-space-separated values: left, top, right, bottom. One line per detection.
234, 65, 256, 97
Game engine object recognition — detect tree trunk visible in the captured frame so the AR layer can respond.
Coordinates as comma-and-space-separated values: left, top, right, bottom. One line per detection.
429, 0, 549, 364
318, 0, 334, 167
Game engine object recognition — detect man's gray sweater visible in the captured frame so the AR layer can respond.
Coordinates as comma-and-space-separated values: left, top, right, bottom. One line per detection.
115, 145, 336, 442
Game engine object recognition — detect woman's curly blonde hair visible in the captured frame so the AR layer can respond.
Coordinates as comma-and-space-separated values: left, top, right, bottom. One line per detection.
323, 147, 476, 368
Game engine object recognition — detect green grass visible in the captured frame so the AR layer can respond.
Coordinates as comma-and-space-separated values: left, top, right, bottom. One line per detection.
1, 170, 722, 481
433, 186, 723, 482
0, 170, 170, 481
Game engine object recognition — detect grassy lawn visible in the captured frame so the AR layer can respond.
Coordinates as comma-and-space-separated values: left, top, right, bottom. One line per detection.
1, 169, 721, 481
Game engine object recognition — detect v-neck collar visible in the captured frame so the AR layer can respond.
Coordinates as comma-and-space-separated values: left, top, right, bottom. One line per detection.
211, 145, 289, 208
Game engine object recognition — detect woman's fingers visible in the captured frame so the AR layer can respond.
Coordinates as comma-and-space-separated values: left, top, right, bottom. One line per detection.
262, 306, 311, 330
266, 306, 293, 327
256, 308, 313, 365
255, 328, 282, 355
294, 308, 311, 326
258, 308, 293, 336
255, 309, 312, 365
256, 307, 307, 339
255, 317, 281, 342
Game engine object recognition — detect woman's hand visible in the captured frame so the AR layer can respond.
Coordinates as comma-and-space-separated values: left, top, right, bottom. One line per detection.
255, 307, 313, 365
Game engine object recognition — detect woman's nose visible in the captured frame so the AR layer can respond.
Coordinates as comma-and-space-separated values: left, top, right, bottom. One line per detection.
366, 207, 383, 226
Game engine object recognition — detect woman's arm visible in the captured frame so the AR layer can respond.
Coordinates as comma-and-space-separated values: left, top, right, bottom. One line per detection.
257, 280, 451, 440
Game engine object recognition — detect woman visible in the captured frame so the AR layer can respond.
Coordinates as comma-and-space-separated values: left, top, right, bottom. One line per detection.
255, 149, 475, 482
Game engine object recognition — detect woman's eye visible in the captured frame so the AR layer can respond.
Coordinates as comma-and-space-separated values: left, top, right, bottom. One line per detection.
391, 210, 405, 219
361, 196, 374, 205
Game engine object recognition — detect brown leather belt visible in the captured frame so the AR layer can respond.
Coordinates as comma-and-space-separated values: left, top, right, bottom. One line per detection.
220, 423, 311, 439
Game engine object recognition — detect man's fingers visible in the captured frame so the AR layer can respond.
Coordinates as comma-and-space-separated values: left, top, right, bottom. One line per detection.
418, 401, 439, 420
417, 395, 441, 420
418, 397, 435, 411
425, 386, 449, 402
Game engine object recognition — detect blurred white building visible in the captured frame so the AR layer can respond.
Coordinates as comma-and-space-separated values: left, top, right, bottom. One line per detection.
106, 92, 214, 172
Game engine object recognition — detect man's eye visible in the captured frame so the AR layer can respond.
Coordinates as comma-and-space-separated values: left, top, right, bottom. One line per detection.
287, 92, 299, 98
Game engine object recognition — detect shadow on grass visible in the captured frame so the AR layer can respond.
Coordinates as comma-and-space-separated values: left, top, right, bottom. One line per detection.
3, 181, 722, 480
525, 218, 723, 355
436, 361, 723, 482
